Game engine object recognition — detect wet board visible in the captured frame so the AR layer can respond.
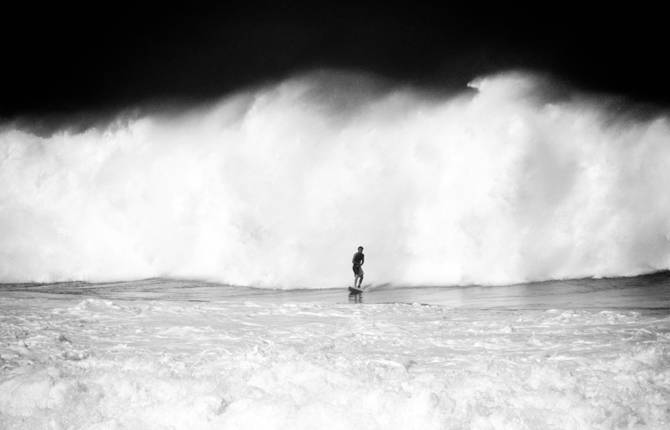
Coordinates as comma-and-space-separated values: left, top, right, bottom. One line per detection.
348, 286, 364, 294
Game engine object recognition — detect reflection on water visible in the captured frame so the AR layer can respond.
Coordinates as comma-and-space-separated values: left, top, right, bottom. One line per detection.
2, 271, 670, 309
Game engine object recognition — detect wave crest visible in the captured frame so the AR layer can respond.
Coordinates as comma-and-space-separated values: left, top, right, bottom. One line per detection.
1, 71, 669, 287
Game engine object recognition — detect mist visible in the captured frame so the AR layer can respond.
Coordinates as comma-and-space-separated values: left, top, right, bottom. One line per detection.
1, 70, 669, 288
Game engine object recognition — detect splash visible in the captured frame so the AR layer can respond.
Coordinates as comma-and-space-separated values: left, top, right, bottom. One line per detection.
1, 70, 669, 287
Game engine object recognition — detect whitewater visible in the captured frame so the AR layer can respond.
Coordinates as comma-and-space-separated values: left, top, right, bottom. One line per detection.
1, 70, 670, 429
2, 71, 670, 287
1, 275, 669, 429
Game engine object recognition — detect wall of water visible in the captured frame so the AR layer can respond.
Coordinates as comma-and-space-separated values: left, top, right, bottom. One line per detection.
1, 71, 669, 287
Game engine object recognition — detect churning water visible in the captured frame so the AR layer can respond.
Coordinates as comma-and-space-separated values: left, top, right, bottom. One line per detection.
1, 275, 669, 429
2, 71, 670, 287
2, 70, 670, 428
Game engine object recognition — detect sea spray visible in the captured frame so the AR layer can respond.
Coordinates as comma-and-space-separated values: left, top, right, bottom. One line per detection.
1, 70, 669, 287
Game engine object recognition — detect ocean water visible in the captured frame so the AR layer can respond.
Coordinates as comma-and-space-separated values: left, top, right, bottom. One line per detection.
3, 69, 670, 429
1, 274, 669, 429
3, 71, 670, 288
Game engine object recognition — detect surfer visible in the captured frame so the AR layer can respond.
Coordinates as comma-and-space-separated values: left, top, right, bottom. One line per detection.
352, 246, 365, 288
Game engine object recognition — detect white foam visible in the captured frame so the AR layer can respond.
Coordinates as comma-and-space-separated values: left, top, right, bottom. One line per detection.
1, 294, 669, 429
1, 71, 670, 287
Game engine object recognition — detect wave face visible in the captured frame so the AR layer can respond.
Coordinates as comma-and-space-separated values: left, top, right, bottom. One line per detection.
1, 71, 670, 287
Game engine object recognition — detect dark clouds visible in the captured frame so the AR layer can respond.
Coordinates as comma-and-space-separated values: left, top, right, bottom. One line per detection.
1, 2, 667, 119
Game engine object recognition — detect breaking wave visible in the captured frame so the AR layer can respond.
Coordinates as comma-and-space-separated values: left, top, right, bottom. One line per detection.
1, 70, 670, 287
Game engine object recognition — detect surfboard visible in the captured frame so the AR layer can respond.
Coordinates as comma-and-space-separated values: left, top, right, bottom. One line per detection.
348, 285, 364, 294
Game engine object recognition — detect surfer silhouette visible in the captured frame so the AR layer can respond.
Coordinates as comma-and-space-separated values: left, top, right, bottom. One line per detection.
352, 246, 365, 288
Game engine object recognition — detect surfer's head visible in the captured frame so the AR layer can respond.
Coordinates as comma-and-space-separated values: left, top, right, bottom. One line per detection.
358, 246, 364, 251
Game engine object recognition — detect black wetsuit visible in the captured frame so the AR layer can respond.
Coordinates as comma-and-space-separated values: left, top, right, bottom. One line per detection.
352, 251, 365, 276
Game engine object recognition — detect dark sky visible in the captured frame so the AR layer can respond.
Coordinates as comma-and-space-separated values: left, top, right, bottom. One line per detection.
2, 2, 667, 119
